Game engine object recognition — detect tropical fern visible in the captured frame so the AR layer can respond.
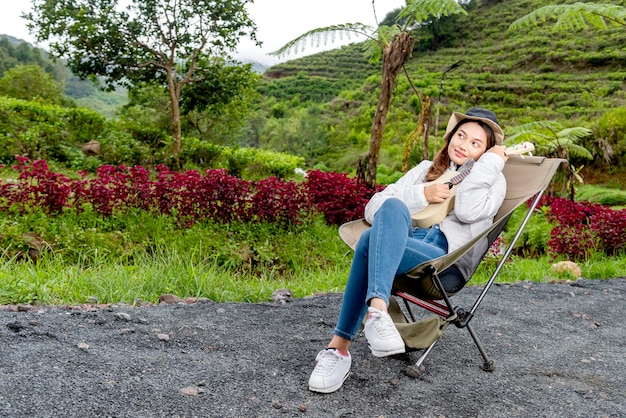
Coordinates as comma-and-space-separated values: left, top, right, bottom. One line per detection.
508, 3, 626, 31
400, 0, 466, 26
362, 25, 403, 63
269, 23, 374, 58
506, 121, 593, 160
270, 0, 467, 62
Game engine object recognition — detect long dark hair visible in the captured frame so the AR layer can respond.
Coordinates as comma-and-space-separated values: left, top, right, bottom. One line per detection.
425, 119, 497, 181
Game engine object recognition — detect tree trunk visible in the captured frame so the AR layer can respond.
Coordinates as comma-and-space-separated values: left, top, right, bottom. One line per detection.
401, 94, 431, 173
357, 32, 415, 187
167, 70, 182, 170
420, 95, 432, 163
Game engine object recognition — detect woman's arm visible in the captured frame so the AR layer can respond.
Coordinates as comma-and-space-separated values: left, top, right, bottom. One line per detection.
454, 152, 506, 223
364, 161, 432, 224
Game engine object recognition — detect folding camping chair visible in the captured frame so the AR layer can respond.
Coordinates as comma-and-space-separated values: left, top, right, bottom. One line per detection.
338, 155, 565, 378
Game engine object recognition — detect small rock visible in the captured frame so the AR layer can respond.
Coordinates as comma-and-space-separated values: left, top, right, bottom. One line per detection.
115, 312, 132, 322
272, 400, 282, 409
271, 288, 294, 304
157, 333, 170, 341
180, 386, 199, 396
77, 342, 89, 350
551, 261, 582, 277
17, 304, 31, 312
159, 294, 183, 304
6, 322, 24, 332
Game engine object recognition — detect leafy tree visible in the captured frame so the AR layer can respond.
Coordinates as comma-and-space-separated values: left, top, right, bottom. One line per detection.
271, 0, 467, 187
119, 81, 172, 146
0, 64, 65, 104
25, 0, 259, 164
181, 57, 260, 145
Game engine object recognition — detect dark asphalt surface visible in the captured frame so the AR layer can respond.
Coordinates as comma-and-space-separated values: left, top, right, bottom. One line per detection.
1, 277, 625, 417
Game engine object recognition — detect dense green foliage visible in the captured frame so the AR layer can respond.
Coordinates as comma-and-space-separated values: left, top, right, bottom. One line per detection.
0, 35, 127, 116
0, 213, 351, 304
26, 0, 260, 159
0, 96, 108, 165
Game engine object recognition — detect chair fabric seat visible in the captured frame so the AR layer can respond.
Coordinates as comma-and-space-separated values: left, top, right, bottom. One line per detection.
394, 264, 465, 300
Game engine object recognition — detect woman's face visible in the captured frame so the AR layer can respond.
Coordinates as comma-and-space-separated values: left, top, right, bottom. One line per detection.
447, 121, 489, 166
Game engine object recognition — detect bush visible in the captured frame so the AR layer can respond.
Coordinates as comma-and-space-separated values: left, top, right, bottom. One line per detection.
305, 170, 378, 225
0, 97, 107, 164
545, 197, 626, 260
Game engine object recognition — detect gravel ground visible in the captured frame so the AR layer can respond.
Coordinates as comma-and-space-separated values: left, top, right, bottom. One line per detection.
1, 277, 625, 418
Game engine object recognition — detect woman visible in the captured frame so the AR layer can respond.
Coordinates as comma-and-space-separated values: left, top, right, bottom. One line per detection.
308, 107, 508, 393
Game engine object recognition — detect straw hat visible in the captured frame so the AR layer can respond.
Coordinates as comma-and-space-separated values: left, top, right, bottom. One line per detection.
443, 107, 504, 145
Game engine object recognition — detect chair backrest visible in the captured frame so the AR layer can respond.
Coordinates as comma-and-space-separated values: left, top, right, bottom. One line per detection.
495, 155, 563, 222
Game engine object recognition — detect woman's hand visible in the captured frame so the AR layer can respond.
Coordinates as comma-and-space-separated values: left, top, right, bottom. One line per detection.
424, 183, 451, 203
487, 145, 509, 162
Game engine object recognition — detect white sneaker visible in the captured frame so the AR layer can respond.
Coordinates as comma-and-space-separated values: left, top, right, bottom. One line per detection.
363, 307, 406, 357
308, 348, 351, 393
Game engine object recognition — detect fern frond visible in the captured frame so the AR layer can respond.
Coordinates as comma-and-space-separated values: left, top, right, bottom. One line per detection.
377, 24, 402, 47
269, 23, 374, 58
508, 120, 563, 134
362, 25, 402, 63
509, 3, 626, 31
558, 127, 593, 141
504, 131, 552, 145
400, 0, 467, 24
565, 143, 594, 160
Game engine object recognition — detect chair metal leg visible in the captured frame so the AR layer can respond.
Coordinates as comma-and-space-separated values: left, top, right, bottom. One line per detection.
405, 339, 439, 379
466, 322, 496, 372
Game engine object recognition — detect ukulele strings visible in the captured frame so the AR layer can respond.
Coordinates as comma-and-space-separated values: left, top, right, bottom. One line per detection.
445, 168, 472, 189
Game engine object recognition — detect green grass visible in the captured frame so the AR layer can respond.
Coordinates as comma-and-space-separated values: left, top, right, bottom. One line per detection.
0, 210, 623, 306
0, 213, 353, 305
576, 184, 626, 207
473, 253, 626, 285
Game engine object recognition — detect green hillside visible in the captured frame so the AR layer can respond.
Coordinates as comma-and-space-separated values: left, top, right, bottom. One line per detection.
0, 34, 127, 117
256, 0, 626, 180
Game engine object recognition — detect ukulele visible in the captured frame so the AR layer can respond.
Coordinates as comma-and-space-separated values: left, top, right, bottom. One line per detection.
411, 142, 535, 228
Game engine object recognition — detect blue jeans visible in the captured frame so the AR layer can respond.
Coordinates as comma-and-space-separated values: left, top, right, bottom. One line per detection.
333, 198, 449, 341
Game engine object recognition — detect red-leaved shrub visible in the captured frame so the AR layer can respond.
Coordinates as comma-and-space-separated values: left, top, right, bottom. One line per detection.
1, 156, 72, 214
305, 170, 378, 225
250, 177, 312, 226
545, 197, 625, 260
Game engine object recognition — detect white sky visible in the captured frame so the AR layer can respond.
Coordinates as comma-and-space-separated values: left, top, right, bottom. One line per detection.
1, 0, 405, 66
